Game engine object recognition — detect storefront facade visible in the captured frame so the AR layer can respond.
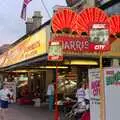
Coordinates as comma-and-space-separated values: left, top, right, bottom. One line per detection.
0, 21, 52, 99
0, 7, 119, 102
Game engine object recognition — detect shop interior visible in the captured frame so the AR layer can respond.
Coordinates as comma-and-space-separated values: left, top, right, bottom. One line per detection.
2, 57, 112, 105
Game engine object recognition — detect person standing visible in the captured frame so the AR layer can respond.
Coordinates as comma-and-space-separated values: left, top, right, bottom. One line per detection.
85, 83, 90, 104
84, 83, 90, 112
47, 80, 54, 112
0, 84, 11, 120
76, 83, 85, 105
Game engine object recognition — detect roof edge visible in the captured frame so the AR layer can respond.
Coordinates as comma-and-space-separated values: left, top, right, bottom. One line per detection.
9, 20, 51, 48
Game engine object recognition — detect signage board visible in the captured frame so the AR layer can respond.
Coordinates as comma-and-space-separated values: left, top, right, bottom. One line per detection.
104, 67, 120, 120
89, 67, 120, 120
48, 41, 63, 61
51, 35, 110, 52
0, 27, 47, 67
88, 68, 100, 120
0, 54, 6, 66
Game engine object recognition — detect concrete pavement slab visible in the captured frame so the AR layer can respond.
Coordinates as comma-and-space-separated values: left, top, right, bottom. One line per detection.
3, 104, 54, 120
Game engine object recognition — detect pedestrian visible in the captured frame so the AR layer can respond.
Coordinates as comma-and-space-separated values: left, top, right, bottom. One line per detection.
47, 80, 54, 112
84, 83, 90, 112
0, 84, 11, 120
75, 82, 86, 120
85, 83, 90, 105
76, 82, 85, 105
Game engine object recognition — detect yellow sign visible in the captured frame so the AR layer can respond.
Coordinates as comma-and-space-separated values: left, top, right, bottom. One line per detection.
0, 28, 47, 67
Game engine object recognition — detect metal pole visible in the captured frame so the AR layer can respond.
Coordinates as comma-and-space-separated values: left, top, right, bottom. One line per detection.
54, 62, 59, 120
99, 52, 106, 120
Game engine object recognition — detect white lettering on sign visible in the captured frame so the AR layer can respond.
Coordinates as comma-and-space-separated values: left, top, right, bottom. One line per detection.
64, 40, 89, 51
92, 24, 106, 29
95, 45, 105, 50
51, 42, 60, 45
50, 56, 60, 60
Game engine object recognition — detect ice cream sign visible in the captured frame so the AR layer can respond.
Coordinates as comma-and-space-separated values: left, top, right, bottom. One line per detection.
106, 71, 120, 86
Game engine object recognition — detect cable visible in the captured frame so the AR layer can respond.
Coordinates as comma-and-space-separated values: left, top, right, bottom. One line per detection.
40, 0, 51, 18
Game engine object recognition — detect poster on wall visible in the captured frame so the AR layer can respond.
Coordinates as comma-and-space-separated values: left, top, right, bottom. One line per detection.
4, 82, 16, 103
88, 68, 100, 120
89, 67, 120, 120
104, 67, 120, 120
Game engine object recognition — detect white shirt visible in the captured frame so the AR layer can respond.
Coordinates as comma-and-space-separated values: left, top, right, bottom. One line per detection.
76, 88, 85, 102
85, 88, 90, 100
0, 88, 11, 101
47, 84, 54, 96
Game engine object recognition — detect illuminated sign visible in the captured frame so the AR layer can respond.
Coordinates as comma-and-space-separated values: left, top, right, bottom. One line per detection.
0, 27, 47, 67
0, 54, 7, 66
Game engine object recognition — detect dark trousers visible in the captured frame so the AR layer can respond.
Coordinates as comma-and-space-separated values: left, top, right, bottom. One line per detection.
48, 95, 54, 111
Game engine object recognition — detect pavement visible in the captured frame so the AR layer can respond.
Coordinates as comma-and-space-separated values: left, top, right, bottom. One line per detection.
3, 103, 54, 120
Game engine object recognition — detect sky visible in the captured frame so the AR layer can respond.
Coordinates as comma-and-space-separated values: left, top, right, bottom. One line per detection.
0, 0, 66, 46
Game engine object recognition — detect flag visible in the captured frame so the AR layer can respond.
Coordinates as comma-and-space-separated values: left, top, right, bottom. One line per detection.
21, 0, 32, 20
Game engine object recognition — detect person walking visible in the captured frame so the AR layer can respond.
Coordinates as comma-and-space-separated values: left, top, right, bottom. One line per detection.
47, 80, 54, 112
85, 83, 90, 105
76, 82, 85, 105
75, 83, 86, 120
0, 84, 11, 120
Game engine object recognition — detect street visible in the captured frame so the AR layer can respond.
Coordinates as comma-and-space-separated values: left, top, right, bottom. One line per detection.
4, 104, 54, 120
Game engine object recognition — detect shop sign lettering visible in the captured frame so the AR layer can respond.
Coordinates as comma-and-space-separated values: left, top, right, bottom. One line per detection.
94, 45, 105, 50
51, 35, 110, 52
64, 40, 89, 51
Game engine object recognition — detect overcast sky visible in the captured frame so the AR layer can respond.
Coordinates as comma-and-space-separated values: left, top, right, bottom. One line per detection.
0, 0, 66, 46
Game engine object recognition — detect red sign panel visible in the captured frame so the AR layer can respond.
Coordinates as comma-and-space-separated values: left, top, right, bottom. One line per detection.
51, 35, 110, 52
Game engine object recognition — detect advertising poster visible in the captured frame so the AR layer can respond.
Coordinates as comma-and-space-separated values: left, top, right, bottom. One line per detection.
88, 68, 100, 120
89, 67, 120, 120
4, 82, 16, 103
104, 67, 120, 120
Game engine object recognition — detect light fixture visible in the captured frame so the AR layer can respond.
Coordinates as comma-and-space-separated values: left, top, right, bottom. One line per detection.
40, 66, 68, 69
4, 78, 8, 82
12, 70, 28, 73
64, 60, 98, 65
11, 69, 47, 73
